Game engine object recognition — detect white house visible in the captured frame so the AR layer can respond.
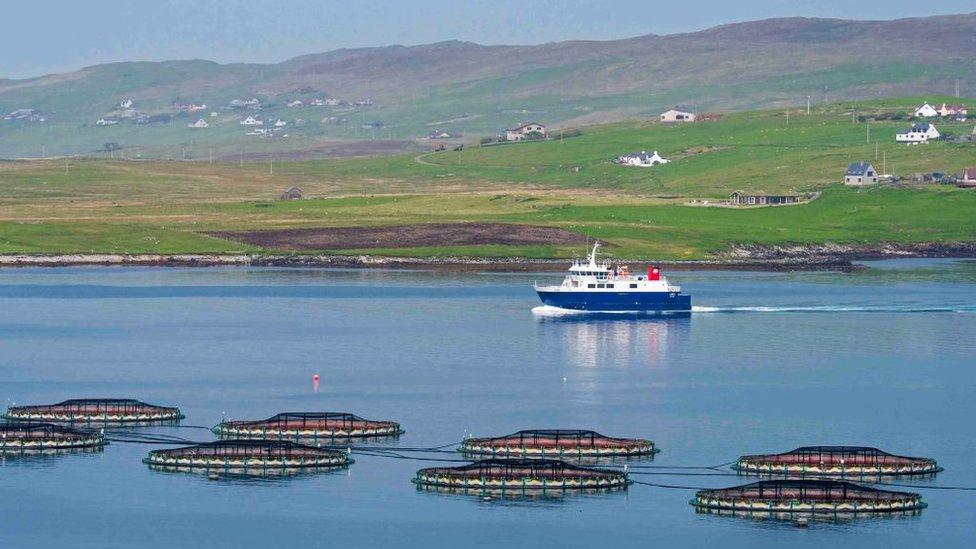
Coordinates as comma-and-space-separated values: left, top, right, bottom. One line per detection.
287, 100, 303, 108
246, 128, 268, 136
617, 150, 669, 167
240, 116, 263, 126
660, 109, 696, 123
96, 118, 118, 126
914, 103, 938, 117
844, 162, 878, 186
325, 98, 341, 106
896, 123, 940, 144
273, 119, 288, 127
210, 111, 218, 118
118, 99, 133, 109
188, 118, 209, 128
505, 122, 547, 141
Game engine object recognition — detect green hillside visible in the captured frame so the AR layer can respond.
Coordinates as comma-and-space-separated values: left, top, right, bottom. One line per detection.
0, 99, 974, 260
2, 13, 976, 158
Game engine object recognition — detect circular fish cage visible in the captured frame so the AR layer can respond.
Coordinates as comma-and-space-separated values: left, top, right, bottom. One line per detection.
1, 421, 104, 451
459, 429, 656, 459
691, 479, 926, 514
3, 399, 183, 424
733, 446, 942, 477
144, 440, 353, 474
413, 458, 630, 492
213, 412, 402, 441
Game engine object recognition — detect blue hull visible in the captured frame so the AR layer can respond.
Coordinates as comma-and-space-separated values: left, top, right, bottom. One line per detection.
536, 290, 691, 312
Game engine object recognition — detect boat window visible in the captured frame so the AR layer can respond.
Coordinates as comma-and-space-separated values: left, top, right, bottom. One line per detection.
587, 284, 595, 288
630, 283, 638, 288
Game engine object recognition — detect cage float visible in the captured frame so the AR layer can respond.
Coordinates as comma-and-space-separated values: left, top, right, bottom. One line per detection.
144, 440, 353, 474
733, 446, 941, 477
3, 399, 183, 424
0, 421, 104, 451
459, 429, 656, 458
213, 412, 402, 440
691, 479, 926, 514
412, 458, 631, 492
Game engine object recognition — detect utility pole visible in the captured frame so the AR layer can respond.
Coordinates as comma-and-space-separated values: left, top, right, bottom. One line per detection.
209, 148, 213, 165
875, 141, 879, 161
955, 79, 961, 98
806, 96, 811, 115
785, 110, 789, 127
269, 155, 273, 176
866, 123, 870, 144
64, 157, 68, 175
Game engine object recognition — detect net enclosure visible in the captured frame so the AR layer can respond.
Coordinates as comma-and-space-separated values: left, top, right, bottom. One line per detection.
144, 440, 353, 470
413, 458, 631, 491
3, 399, 183, 424
213, 412, 402, 440
733, 446, 941, 476
459, 429, 656, 458
0, 421, 104, 451
691, 479, 926, 513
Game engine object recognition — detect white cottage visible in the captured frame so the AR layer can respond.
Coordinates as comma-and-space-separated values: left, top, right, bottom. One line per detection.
188, 118, 209, 128
505, 122, 547, 141
844, 162, 878, 186
660, 109, 695, 123
617, 150, 669, 167
896, 123, 940, 144
914, 103, 938, 117
240, 116, 263, 126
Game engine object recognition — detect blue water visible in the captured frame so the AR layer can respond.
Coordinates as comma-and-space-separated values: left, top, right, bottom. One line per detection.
1, 260, 975, 548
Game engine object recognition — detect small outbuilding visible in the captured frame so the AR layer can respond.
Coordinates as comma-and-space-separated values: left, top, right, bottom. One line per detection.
959, 167, 976, 188
844, 162, 878, 186
280, 187, 303, 200
729, 191, 800, 206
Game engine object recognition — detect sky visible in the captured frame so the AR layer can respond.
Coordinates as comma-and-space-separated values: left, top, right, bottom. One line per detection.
1, 0, 973, 79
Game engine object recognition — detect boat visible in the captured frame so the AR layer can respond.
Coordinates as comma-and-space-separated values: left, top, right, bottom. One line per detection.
534, 242, 691, 312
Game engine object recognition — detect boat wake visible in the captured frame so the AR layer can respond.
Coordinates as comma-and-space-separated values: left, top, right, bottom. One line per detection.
690, 305, 973, 314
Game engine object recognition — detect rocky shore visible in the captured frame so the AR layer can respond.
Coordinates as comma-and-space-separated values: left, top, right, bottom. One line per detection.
0, 243, 971, 272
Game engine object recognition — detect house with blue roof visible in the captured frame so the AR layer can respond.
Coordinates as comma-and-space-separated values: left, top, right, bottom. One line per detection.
844, 162, 878, 186
896, 123, 940, 144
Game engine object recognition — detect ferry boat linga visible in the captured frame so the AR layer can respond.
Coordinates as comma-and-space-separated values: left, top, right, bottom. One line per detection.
534, 242, 691, 312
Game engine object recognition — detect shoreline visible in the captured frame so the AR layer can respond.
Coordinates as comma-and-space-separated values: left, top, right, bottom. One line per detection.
2, 242, 973, 272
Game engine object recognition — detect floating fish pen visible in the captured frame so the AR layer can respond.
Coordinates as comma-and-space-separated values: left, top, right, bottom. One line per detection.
733, 446, 942, 477
459, 429, 656, 459
0, 421, 104, 451
691, 480, 926, 514
144, 440, 353, 475
4, 399, 183, 424
413, 459, 630, 493
213, 412, 402, 441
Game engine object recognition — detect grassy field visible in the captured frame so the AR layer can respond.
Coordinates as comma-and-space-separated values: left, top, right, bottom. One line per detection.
1, 98, 974, 259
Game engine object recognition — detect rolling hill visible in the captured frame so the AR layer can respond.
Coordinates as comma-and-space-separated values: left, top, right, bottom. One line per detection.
1, 13, 975, 159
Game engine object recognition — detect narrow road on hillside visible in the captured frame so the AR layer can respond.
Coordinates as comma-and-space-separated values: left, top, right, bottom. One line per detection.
413, 151, 443, 166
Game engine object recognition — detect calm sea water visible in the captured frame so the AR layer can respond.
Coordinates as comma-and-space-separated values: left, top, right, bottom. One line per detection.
1, 260, 974, 548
